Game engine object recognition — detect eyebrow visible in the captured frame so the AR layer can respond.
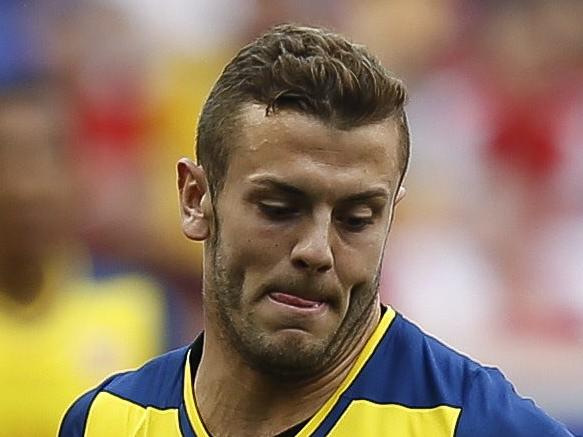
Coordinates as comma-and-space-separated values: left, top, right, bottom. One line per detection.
248, 176, 390, 203
249, 176, 305, 197
341, 189, 390, 203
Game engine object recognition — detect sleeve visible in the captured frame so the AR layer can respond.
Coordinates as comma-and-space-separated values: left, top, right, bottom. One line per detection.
58, 387, 102, 437
59, 372, 124, 437
456, 367, 575, 437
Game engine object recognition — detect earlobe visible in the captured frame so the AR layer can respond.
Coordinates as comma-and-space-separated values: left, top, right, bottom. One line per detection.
395, 186, 406, 204
177, 158, 211, 241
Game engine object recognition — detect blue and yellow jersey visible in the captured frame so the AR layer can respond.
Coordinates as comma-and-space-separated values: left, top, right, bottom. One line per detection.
60, 306, 573, 436
0, 261, 165, 437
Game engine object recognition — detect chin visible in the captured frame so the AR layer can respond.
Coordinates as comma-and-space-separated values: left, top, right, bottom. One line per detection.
236, 327, 335, 379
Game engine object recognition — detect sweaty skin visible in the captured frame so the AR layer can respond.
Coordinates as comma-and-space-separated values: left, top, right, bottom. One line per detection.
178, 104, 404, 436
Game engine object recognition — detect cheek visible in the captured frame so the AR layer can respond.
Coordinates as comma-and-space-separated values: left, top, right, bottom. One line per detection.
220, 230, 292, 304
219, 217, 292, 275
334, 237, 386, 285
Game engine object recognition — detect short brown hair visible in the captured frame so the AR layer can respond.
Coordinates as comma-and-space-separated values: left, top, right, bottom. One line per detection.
196, 24, 409, 198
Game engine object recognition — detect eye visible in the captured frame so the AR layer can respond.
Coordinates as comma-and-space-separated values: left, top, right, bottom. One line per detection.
342, 216, 374, 232
336, 207, 375, 232
258, 201, 299, 221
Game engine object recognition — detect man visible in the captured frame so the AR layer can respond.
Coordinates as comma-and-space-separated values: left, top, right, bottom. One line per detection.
60, 25, 575, 436
0, 76, 166, 436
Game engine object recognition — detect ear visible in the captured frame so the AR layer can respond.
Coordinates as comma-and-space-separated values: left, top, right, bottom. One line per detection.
395, 186, 406, 205
177, 158, 212, 241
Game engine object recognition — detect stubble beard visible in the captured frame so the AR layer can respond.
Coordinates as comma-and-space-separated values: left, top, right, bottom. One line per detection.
204, 235, 382, 381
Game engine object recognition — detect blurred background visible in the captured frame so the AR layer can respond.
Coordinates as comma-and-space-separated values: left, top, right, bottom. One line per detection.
0, 0, 581, 435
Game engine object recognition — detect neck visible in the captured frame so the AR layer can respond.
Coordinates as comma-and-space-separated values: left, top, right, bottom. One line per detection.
0, 252, 45, 305
194, 301, 381, 437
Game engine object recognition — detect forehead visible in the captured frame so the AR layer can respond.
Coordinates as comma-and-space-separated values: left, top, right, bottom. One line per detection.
225, 104, 401, 193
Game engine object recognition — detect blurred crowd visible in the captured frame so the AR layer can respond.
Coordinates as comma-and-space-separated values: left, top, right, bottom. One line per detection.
1, 0, 582, 435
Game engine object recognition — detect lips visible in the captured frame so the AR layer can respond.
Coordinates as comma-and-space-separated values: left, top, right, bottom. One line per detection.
269, 292, 324, 309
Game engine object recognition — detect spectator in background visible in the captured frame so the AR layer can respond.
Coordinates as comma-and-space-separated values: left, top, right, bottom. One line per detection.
0, 76, 166, 436
45, 0, 204, 337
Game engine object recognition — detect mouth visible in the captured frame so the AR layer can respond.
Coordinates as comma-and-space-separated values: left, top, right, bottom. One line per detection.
258, 287, 336, 331
268, 291, 325, 310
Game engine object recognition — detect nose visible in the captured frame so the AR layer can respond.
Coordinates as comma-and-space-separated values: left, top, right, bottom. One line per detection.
290, 213, 334, 274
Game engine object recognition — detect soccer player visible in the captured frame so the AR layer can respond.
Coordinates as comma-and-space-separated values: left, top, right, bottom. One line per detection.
0, 76, 166, 436
60, 25, 575, 436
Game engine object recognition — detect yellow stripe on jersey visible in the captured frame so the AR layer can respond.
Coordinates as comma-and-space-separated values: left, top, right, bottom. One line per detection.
296, 306, 397, 437
328, 401, 461, 436
183, 350, 210, 437
85, 391, 182, 436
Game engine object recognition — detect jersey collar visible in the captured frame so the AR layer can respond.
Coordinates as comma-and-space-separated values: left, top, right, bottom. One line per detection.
182, 305, 397, 436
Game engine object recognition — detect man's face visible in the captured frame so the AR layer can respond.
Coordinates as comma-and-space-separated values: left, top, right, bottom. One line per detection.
0, 99, 74, 256
203, 105, 402, 377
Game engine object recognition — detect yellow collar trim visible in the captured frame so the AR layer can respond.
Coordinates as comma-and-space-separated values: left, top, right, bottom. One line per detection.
296, 306, 396, 436
183, 306, 397, 437
183, 349, 209, 436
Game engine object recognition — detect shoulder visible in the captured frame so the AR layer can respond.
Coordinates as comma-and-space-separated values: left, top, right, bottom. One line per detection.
63, 272, 166, 331
58, 374, 118, 437
59, 273, 169, 374
68, 271, 164, 305
387, 315, 574, 436
59, 345, 190, 437
368, 313, 488, 398
457, 366, 574, 436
